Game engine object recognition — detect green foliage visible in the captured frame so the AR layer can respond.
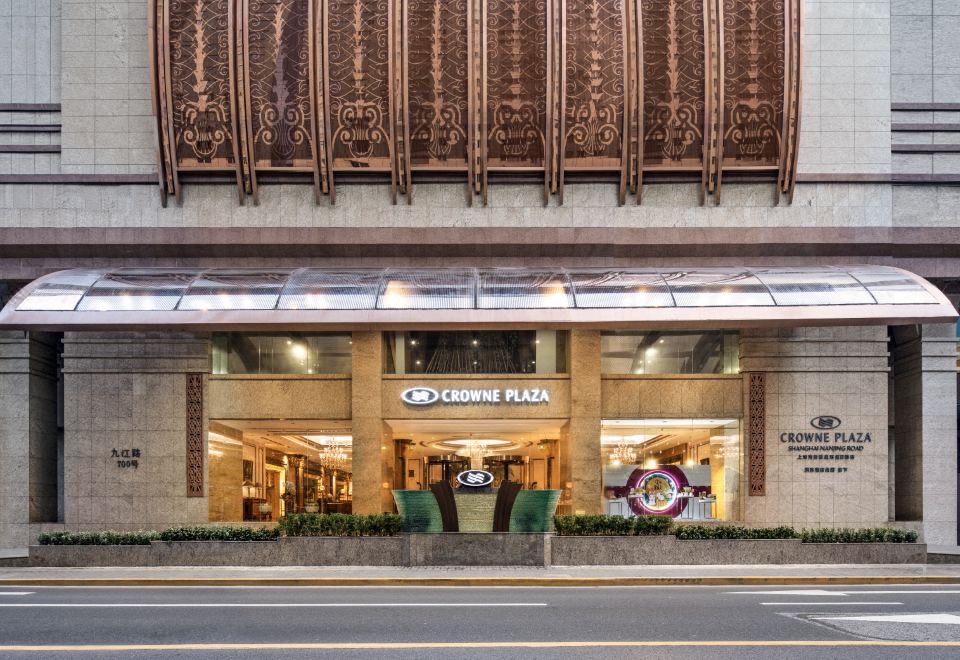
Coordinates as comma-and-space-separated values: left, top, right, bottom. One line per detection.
277, 513, 404, 537
674, 525, 798, 540
553, 515, 673, 536
158, 526, 280, 542
800, 527, 918, 544
37, 530, 160, 546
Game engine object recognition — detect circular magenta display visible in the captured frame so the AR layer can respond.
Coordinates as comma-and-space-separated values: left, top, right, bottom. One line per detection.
624, 465, 690, 517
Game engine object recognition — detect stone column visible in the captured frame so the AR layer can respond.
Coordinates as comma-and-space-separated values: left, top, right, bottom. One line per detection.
568, 330, 602, 514
61, 332, 210, 532
351, 332, 388, 513
739, 326, 890, 529
0, 332, 59, 550
892, 323, 958, 545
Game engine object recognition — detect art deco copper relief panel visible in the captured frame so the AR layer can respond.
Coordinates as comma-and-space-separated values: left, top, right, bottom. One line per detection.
148, 0, 803, 204
162, 0, 245, 200
403, 0, 470, 173
560, 0, 627, 201
323, 0, 394, 175
240, 0, 321, 202
483, 0, 549, 195
639, 0, 707, 176
718, 0, 785, 174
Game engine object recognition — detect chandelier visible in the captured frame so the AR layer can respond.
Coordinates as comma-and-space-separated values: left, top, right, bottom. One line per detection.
608, 441, 638, 466
319, 438, 349, 470
462, 439, 491, 470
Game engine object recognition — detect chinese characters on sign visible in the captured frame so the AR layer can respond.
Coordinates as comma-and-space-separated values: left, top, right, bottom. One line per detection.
111, 448, 141, 469
781, 416, 871, 476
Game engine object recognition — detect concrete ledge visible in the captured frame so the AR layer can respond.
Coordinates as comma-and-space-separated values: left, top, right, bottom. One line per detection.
406, 533, 548, 566
550, 537, 926, 565
28, 535, 926, 567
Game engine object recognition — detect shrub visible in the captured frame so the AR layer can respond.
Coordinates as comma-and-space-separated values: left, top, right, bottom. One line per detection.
553, 515, 673, 536
158, 525, 279, 542
800, 527, 918, 544
674, 525, 798, 540
37, 530, 160, 546
278, 513, 403, 537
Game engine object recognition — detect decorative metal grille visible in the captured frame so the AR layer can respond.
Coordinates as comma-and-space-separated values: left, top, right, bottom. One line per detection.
747, 371, 765, 496
405, 0, 469, 168
241, 0, 318, 199
325, 0, 393, 171
186, 373, 205, 497
559, 0, 626, 200
149, 0, 803, 204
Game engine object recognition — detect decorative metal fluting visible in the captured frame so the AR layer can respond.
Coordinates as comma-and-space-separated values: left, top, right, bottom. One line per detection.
149, 0, 803, 205
186, 373, 205, 497
747, 371, 765, 497
239, 0, 323, 203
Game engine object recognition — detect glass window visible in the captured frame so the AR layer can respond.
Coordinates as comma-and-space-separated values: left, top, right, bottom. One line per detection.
601, 330, 739, 374
212, 333, 352, 374
384, 330, 567, 374
601, 419, 741, 521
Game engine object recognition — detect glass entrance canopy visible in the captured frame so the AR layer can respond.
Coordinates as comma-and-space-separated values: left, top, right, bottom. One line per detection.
1, 266, 955, 330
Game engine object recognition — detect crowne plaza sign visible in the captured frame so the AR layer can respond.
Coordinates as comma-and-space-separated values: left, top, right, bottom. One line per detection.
401, 386, 551, 407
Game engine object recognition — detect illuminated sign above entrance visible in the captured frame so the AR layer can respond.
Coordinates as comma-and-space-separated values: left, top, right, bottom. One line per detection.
456, 470, 495, 488
401, 386, 551, 407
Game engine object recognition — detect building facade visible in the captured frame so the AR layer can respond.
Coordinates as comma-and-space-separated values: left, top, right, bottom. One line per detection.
0, 0, 959, 551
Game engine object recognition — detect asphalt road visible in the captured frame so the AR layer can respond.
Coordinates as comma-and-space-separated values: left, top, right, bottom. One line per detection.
0, 584, 959, 658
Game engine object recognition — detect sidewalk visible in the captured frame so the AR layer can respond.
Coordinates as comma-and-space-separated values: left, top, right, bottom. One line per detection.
3, 564, 960, 586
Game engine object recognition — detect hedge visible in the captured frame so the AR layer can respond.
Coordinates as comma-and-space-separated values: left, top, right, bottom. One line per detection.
673, 525, 797, 540
37, 530, 160, 546
159, 525, 280, 542
674, 525, 918, 543
278, 513, 403, 537
553, 515, 673, 536
551, 518, 918, 543
800, 527, 918, 544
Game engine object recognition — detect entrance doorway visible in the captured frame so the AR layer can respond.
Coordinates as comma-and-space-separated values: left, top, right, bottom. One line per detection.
387, 419, 565, 493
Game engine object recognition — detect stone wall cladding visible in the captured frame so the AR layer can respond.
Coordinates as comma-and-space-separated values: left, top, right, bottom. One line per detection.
801, 0, 892, 175
739, 326, 891, 529
61, 332, 211, 532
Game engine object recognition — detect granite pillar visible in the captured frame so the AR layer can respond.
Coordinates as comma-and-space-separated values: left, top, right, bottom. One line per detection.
0, 332, 59, 549
569, 330, 602, 514
351, 332, 388, 513
892, 323, 958, 545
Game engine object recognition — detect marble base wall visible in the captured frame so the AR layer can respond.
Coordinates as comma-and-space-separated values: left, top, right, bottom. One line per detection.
739, 326, 891, 529
60, 332, 210, 532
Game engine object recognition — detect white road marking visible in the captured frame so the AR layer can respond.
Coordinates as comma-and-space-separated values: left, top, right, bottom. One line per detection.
730, 590, 960, 596
810, 614, 960, 625
0, 602, 548, 608
760, 602, 903, 606
0, 592, 32, 596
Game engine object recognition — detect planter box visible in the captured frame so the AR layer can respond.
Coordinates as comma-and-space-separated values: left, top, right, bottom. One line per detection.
406, 533, 549, 566
278, 537, 404, 566
30, 535, 927, 567
30, 544, 156, 567
550, 536, 927, 565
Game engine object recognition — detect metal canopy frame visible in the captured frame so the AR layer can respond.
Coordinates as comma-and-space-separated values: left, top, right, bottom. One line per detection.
2, 266, 955, 331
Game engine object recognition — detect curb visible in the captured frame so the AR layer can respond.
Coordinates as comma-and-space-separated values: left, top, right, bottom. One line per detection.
1, 576, 959, 587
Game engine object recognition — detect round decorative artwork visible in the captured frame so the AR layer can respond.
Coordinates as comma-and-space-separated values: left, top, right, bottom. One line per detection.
624, 465, 690, 517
